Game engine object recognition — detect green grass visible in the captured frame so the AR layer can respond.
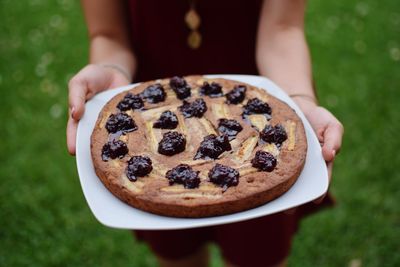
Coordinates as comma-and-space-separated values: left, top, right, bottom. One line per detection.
1, 0, 399, 266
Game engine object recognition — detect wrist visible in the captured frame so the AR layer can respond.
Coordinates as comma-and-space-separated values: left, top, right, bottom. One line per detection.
100, 63, 132, 82
289, 94, 318, 114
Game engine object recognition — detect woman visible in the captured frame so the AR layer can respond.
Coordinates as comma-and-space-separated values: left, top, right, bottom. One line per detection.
67, 1, 343, 266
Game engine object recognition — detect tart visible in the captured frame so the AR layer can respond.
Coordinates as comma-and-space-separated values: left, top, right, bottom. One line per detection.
91, 76, 307, 218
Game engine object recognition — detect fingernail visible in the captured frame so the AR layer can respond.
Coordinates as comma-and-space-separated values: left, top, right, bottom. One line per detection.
332, 150, 336, 157
70, 107, 75, 119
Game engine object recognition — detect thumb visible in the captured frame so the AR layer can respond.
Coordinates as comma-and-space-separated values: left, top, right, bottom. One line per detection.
68, 76, 88, 121
321, 121, 344, 161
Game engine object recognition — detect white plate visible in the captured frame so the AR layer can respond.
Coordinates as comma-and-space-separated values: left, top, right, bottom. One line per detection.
76, 74, 328, 230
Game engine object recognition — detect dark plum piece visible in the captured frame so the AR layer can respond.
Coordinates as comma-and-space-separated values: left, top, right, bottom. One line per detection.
141, 83, 166, 103
101, 140, 128, 161
225, 85, 246, 104
153, 110, 179, 129
208, 164, 239, 189
165, 164, 200, 189
242, 98, 272, 116
273, 124, 288, 144
179, 98, 207, 118
125, 155, 153, 181
158, 131, 186, 156
117, 93, 144, 111
105, 113, 137, 134
194, 134, 232, 160
200, 81, 223, 98
259, 125, 275, 143
251, 151, 277, 172
218, 119, 243, 140
260, 124, 287, 145
169, 76, 191, 99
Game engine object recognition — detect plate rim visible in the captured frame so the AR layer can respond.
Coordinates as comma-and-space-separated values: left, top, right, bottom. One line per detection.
76, 74, 328, 230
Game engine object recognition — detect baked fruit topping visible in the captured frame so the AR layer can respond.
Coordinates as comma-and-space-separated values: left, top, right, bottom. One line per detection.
105, 113, 138, 134
141, 83, 166, 103
153, 110, 179, 129
158, 131, 186, 156
179, 98, 207, 118
225, 85, 246, 104
101, 140, 128, 161
194, 134, 232, 160
260, 124, 288, 145
218, 119, 243, 140
251, 150, 277, 172
166, 164, 200, 189
91, 76, 307, 218
117, 93, 144, 111
125, 156, 153, 181
243, 98, 272, 117
208, 163, 239, 189
200, 81, 223, 98
169, 76, 191, 99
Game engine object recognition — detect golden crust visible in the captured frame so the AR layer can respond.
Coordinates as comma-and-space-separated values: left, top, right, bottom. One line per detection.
91, 76, 307, 218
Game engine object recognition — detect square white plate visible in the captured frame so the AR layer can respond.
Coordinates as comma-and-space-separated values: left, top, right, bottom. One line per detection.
76, 74, 328, 230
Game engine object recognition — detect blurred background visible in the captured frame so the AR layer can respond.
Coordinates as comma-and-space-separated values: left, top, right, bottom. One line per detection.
1, 0, 399, 266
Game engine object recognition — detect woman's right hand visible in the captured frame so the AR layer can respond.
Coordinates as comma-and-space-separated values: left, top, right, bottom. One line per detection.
67, 64, 131, 155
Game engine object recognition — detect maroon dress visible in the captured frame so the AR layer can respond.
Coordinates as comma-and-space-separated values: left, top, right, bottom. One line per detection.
127, 1, 334, 266
129, 0, 261, 82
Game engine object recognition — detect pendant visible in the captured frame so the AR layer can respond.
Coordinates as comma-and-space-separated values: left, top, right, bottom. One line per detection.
187, 30, 202, 49
185, 8, 201, 30
185, 7, 201, 49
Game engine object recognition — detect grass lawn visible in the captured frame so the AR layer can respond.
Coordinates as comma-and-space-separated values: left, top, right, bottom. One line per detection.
1, 0, 399, 266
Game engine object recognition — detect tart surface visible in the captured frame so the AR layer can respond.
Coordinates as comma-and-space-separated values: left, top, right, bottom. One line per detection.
91, 76, 307, 217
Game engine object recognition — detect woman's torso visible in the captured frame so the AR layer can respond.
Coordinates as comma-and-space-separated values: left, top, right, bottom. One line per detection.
128, 0, 263, 81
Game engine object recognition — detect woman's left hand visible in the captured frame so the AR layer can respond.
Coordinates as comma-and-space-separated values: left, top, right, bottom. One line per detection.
292, 97, 344, 202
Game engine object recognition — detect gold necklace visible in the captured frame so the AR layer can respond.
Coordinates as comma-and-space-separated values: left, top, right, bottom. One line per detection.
185, 0, 201, 49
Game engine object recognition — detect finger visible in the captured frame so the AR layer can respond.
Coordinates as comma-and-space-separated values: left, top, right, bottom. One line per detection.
68, 76, 88, 120
66, 115, 78, 155
322, 121, 344, 161
317, 127, 325, 143
313, 161, 334, 204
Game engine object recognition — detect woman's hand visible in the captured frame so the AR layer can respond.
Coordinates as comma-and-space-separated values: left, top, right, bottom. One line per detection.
292, 97, 344, 202
67, 64, 131, 155
293, 97, 344, 172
